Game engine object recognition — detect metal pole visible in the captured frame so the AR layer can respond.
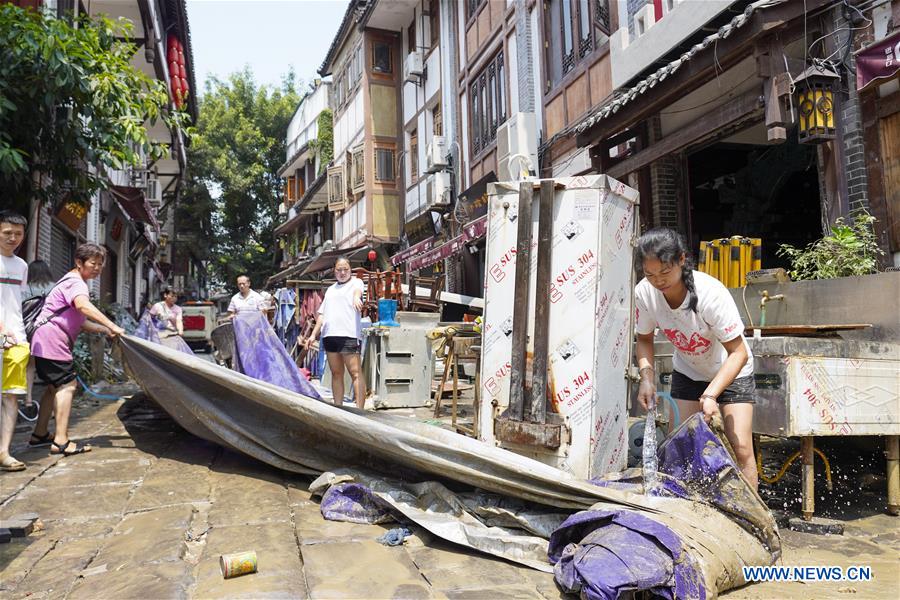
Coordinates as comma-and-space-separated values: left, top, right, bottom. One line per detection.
508, 182, 534, 421
801, 436, 815, 521
530, 180, 553, 424
886, 435, 899, 516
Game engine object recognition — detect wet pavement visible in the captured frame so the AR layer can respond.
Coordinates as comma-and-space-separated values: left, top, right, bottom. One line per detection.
0, 391, 560, 599
1, 388, 898, 599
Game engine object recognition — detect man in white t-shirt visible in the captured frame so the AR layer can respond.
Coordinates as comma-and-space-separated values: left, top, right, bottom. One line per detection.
0, 210, 30, 471
226, 275, 267, 321
302, 257, 366, 408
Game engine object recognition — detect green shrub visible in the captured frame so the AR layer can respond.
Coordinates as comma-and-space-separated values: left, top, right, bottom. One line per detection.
777, 211, 884, 280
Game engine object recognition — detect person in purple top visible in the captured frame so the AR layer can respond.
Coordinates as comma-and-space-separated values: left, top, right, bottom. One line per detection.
149, 288, 184, 338
29, 243, 125, 456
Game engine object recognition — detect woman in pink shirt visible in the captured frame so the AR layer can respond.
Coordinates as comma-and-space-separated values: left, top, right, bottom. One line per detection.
29, 244, 125, 456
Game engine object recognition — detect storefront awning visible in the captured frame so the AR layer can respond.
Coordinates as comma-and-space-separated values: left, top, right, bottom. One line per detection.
110, 185, 160, 233
408, 215, 487, 272
856, 30, 900, 90
266, 256, 313, 288
152, 262, 168, 284
298, 244, 370, 278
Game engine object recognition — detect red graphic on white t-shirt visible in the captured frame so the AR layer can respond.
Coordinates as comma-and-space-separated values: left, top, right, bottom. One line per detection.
663, 328, 712, 355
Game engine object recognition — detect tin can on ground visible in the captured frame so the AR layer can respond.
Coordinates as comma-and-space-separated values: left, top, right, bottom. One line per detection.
220, 551, 258, 579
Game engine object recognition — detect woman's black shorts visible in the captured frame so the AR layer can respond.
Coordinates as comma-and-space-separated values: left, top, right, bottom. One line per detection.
322, 336, 361, 354
34, 356, 77, 387
670, 370, 756, 404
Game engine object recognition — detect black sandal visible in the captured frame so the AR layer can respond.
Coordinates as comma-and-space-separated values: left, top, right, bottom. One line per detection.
29, 431, 54, 447
50, 439, 92, 456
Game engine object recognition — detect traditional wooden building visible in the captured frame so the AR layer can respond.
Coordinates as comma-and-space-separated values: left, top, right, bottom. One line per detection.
553, 0, 895, 270
7, 0, 197, 311
268, 81, 334, 287
318, 0, 406, 254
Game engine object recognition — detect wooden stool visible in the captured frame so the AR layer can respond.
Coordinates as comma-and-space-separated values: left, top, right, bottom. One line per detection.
433, 335, 479, 434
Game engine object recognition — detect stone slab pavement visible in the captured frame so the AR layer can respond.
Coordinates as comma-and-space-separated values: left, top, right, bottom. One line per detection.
2, 391, 898, 599
0, 393, 561, 599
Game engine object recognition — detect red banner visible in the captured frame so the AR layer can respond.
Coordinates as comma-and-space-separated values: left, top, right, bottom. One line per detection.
856, 30, 900, 90
408, 216, 488, 271
390, 236, 436, 266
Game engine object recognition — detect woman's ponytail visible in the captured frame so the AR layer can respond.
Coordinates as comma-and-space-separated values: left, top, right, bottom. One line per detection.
681, 258, 699, 313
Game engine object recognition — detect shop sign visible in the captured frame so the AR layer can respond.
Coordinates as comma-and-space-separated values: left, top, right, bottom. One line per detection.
458, 172, 496, 221
110, 217, 124, 242
56, 199, 88, 231
856, 30, 900, 90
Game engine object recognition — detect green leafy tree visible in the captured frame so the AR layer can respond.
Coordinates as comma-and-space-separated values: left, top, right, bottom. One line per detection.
0, 5, 181, 211
777, 210, 885, 280
181, 69, 300, 288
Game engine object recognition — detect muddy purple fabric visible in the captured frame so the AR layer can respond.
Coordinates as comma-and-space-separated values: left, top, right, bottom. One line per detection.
320, 482, 394, 524
550, 415, 778, 600
550, 509, 703, 600
231, 311, 321, 399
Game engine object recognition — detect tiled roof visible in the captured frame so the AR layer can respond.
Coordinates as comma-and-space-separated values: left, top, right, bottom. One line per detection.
318, 0, 373, 76
575, 0, 786, 135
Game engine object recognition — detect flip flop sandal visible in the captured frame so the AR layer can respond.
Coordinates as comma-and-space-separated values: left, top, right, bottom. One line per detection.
50, 440, 92, 457
28, 431, 54, 447
0, 455, 26, 472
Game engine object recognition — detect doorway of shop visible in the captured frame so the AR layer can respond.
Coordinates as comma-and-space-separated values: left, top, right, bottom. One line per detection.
687, 136, 822, 270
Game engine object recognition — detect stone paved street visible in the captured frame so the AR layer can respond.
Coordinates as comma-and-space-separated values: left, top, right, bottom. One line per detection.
2, 391, 899, 599
0, 392, 562, 599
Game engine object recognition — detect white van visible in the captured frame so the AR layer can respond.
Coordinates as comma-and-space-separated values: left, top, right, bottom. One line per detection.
181, 301, 219, 352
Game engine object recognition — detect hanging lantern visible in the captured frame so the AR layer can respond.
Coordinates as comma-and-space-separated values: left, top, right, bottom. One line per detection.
170, 78, 183, 108
794, 64, 840, 144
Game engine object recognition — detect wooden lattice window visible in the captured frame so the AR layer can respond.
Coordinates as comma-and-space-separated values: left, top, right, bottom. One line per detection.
351, 146, 365, 192
469, 51, 506, 156
327, 165, 346, 211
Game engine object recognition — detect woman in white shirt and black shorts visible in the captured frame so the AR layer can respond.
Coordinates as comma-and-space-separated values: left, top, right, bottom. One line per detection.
302, 257, 366, 409
633, 228, 757, 491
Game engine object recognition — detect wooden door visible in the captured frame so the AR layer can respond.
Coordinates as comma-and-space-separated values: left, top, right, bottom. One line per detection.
879, 110, 900, 252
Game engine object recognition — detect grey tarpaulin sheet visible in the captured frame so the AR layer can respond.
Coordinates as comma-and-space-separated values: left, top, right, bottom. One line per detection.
119, 334, 778, 593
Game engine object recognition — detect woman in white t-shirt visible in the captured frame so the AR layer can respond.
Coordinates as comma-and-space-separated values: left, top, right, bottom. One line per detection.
634, 228, 757, 490
302, 257, 366, 408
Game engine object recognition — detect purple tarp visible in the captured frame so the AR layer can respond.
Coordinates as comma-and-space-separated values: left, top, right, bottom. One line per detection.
550, 415, 777, 600
134, 311, 193, 354
231, 312, 321, 400
314, 414, 776, 598
320, 482, 394, 524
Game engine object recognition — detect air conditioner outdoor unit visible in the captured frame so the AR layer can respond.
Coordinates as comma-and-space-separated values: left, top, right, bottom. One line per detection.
426, 135, 448, 173
317, 239, 335, 256
130, 169, 150, 188
426, 172, 451, 208
496, 112, 539, 182
146, 178, 162, 207
404, 51, 424, 83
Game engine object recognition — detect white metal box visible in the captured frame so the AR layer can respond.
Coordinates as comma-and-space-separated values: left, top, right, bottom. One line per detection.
751, 337, 900, 437
426, 135, 448, 173
404, 51, 424, 82
426, 172, 451, 208
497, 113, 539, 181
478, 175, 640, 479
